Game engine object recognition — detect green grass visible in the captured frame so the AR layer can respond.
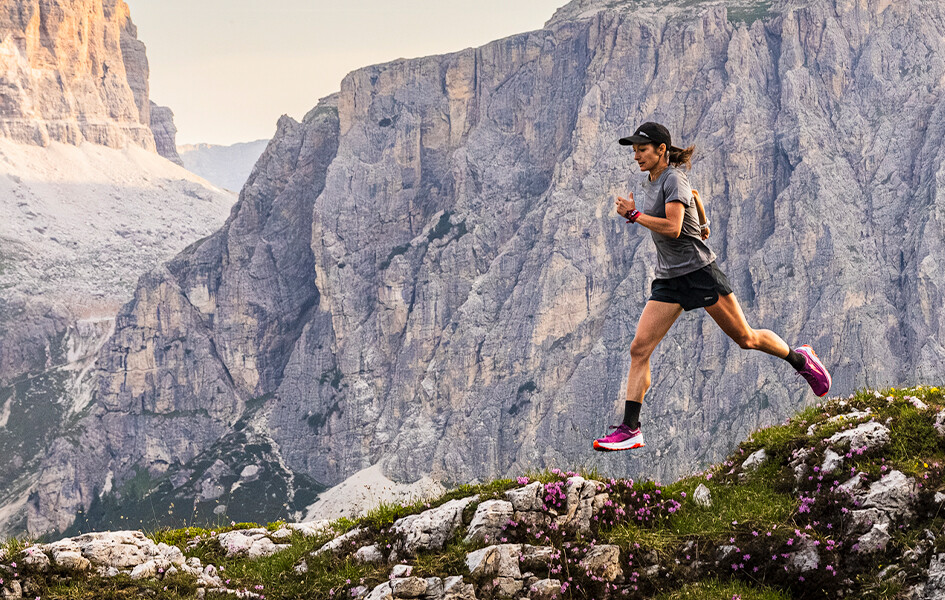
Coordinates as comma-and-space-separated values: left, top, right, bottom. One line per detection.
654, 577, 791, 600
605, 475, 797, 558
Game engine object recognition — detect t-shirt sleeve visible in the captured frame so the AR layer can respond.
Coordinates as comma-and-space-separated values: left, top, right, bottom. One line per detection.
663, 171, 693, 207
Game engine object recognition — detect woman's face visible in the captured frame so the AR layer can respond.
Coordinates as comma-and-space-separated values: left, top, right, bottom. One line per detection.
632, 142, 666, 172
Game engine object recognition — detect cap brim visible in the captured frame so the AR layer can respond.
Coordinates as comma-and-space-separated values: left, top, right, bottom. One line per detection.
618, 135, 651, 145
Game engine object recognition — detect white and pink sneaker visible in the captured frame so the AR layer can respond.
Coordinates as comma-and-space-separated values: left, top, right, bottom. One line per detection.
593, 424, 645, 451
795, 344, 832, 397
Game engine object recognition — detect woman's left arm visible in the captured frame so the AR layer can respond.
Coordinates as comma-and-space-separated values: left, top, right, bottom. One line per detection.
692, 189, 710, 239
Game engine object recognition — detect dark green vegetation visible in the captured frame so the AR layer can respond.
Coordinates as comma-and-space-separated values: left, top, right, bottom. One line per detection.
4, 385, 945, 599
60, 431, 324, 539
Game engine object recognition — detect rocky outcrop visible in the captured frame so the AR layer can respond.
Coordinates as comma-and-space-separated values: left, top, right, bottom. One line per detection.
0, 0, 158, 149
19, 0, 945, 536
149, 101, 183, 165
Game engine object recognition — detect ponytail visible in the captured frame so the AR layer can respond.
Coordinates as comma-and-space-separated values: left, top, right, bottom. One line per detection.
668, 145, 696, 170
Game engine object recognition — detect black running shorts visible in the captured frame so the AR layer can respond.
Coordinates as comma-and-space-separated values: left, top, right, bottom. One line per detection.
649, 262, 734, 311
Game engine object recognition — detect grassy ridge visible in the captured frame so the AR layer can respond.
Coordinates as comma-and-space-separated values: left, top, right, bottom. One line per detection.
3, 385, 945, 599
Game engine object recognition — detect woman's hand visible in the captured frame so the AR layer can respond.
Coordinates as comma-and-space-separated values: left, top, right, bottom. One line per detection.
615, 193, 636, 219
700, 225, 710, 240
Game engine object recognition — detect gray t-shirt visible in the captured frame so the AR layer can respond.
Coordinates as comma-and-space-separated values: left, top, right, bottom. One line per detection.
640, 166, 716, 279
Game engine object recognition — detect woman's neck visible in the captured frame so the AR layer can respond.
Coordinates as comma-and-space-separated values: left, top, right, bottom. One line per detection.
649, 162, 669, 181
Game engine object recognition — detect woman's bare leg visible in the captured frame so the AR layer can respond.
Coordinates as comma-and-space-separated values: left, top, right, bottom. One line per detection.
625, 300, 684, 405
703, 293, 790, 358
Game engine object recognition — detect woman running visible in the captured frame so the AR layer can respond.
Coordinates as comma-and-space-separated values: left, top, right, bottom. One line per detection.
593, 122, 831, 452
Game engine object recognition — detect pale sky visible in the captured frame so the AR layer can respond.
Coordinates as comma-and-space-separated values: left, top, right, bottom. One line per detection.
126, 0, 568, 146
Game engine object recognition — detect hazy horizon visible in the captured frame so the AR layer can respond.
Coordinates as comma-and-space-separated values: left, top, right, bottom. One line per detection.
126, 0, 567, 146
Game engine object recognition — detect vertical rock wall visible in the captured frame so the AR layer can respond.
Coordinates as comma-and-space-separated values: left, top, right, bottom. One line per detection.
0, 0, 158, 150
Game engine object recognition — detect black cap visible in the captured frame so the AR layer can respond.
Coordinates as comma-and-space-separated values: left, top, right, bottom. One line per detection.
619, 122, 681, 152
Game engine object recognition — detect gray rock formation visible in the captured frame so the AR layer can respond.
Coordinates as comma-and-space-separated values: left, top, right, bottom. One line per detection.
149, 101, 184, 165
17, 0, 945, 536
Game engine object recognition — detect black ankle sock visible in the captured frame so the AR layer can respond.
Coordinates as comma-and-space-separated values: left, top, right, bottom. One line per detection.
623, 401, 642, 430
786, 349, 806, 371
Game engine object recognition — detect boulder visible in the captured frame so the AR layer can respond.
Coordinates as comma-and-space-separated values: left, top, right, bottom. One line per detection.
313, 527, 365, 556
826, 422, 890, 452
557, 477, 607, 533
742, 449, 768, 472
19, 546, 50, 572
528, 578, 561, 600
821, 449, 843, 474
389, 576, 427, 598
1, 581, 22, 600
286, 520, 333, 538
391, 497, 478, 556
391, 564, 413, 578
693, 484, 712, 508
857, 523, 892, 553
354, 544, 384, 564
217, 531, 256, 557
861, 471, 918, 519
464, 499, 513, 544
365, 582, 394, 600
506, 483, 545, 512
247, 537, 290, 559
788, 537, 820, 572
934, 411, 945, 437
578, 544, 623, 582
922, 554, 945, 600
54, 551, 91, 572
520, 544, 555, 570
442, 576, 477, 600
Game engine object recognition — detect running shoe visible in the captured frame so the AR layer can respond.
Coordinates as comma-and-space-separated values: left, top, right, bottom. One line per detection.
795, 345, 832, 397
593, 424, 645, 451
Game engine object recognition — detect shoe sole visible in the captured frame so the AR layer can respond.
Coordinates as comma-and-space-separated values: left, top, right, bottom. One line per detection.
798, 345, 832, 397
593, 438, 645, 452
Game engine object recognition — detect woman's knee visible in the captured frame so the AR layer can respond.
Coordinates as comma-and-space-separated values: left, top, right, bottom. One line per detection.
630, 337, 655, 361
733, 329, 759, 350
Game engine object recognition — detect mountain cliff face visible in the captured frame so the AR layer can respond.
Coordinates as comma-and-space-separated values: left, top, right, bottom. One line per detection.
19, 0, 945, 536
0, 0, 180, 158
0, 0, 233, 536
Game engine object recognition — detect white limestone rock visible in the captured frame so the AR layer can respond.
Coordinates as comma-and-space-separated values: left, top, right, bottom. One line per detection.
922, 554, 945, 600
857, 523, 892, 554
19, 546, 50, 572
464, 499, 514, 544
528, 578, 561, 600
826, 422, 891, 452
390, 496, 478, 556
313, 527, 365, 556
505, 482, 545, 512
285, 520, 333, 538
693, 484, 712, 508
861, 471, 918, 520
579, 544, 623, 582
365, 582, 393, 600
821, 449, 844, 474
390, 564, 413, 578
354, 544, 384, 564
742, 449, 768, 472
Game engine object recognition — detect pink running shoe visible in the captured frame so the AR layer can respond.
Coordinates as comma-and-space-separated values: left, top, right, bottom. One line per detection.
593, 424, 645, 451
795, 345, 832, 397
